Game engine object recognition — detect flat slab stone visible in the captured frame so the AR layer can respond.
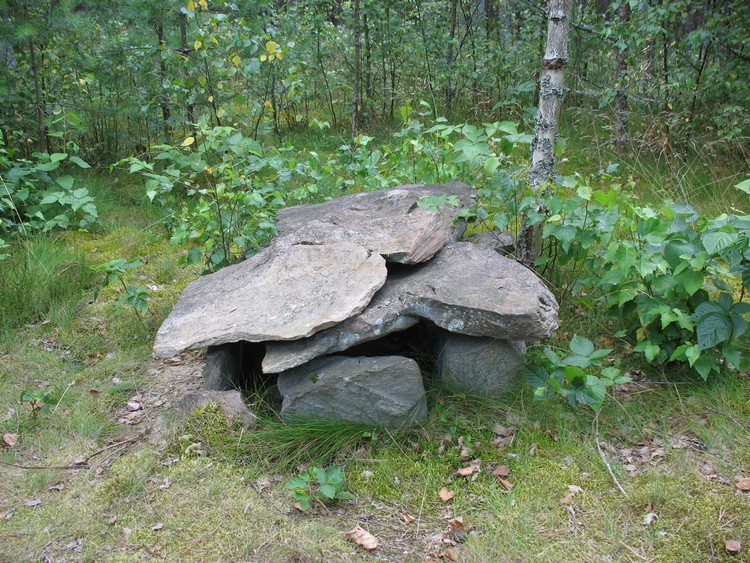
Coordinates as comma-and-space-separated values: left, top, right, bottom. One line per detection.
276, 182, 474, 264
154, 239, 387, 358
263, 242, 558, 373
277, 355, 427, 427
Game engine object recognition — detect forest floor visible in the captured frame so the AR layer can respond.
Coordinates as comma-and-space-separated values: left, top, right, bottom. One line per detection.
1, 159, 750, 562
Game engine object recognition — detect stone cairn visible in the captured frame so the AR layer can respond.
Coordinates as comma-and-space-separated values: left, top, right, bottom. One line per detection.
154, 182, 559, 428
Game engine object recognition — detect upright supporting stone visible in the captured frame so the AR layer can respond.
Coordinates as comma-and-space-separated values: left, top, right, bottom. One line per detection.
277, 355, 427, 427
436, 333, 526, 399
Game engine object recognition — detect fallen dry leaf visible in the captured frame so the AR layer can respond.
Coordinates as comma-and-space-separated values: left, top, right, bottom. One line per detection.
643, 512, 658, 526
439, 487, 455, 502
492, 465, 510, 478
492, 423, 515, 436
560, 484, 583, 504
151, 522, 164, 531
48, 482, 65, 492
448, 517, 465, 534
108, 516, 118, 525
2, 433, 18, 447
735, 477, 750, 491
24, 498, 42, 508
72, 456, 87, 466
440, 547, 460, 561
401, 512, 416, 524
347, 526, 378, 551
457, 465, 479, 477
726, 539, 742, 555
498, 478, 513, 491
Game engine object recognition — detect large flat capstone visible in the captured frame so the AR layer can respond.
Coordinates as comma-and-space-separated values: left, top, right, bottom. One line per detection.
276, 182, 474, 264
263, 242, 559, 373
153, 239, 387, 358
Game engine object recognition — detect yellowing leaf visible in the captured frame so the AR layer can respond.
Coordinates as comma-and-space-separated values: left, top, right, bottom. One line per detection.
275, 52, 283, 60
264, 101, 273, 110
186, 0, 196, 11
260, 54, 267, 62
198, 0, 208, 9
231, 54, 241, 66
347, 526, 378, 551
193, 40, 202, 50
208, 95, 214, 102
181, 136, 195, 147
265, 40, 279, 53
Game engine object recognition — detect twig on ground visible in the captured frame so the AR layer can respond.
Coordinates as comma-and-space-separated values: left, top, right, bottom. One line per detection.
594, 412, 628, 496
0, 430, 149, 471
619, 541, 653, 562
84, 430, 150, 463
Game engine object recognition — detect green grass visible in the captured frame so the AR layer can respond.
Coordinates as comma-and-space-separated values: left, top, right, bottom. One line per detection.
2, 144, 750, 562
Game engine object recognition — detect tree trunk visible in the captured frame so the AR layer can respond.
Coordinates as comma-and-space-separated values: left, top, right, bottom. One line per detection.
445, 0, 458, 114
180, 15, 196, 137
518, 0, 572, 267
29, 39, 47, 153
614, 2, 630, 155
156, 24, 171, 141
352, 0, 361, 138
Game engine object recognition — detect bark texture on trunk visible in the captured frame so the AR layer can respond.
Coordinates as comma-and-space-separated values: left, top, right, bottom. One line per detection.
614, 2, 630, 155
352, 0, 361, 138
519, 0, 572, 267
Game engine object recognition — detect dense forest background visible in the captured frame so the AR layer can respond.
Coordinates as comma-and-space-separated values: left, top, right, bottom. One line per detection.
1, 0, 748, 162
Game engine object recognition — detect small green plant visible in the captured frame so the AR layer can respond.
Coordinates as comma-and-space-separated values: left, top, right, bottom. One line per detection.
91, 258, 151, 323
283, 465, 356, 511
20, 390, 53, 418
527, 335, 631, 411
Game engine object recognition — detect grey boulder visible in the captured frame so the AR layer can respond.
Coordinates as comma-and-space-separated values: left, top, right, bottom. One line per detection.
277, 355, 427, 427
436, 334, 526, 399
178, 390, 256, 429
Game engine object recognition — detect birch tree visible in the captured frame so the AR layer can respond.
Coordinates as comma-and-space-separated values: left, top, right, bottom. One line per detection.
518, 0, 573, 267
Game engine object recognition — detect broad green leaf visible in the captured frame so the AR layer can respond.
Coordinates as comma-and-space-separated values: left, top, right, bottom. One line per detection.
701, 231, 738, 254
569, 335, 594, 357
68, 156, 91, 168
634, 341, 660, 362
50, 153, 68, 163
675, 269, 703, 296
55, 175, 74, 190
319, 484, 337, 499
734, 178, 750, 194
696, 313, 732, 350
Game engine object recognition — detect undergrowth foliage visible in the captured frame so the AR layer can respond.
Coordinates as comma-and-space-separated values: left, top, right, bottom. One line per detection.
115, 111, 750, 406
0, 139, 97, 257
517, 170, 750, 387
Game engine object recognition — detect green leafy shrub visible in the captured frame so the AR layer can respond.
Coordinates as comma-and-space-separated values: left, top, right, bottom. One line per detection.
119, 125, 289, 270
91, 258, 151, 324
528, 335, 631, 411
0, 141, 97, 244
511, 172, 750, 381
284, 465, 356, 511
